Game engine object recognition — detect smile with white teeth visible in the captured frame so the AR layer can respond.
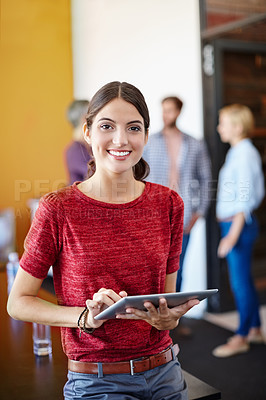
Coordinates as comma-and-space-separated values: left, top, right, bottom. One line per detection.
108, 150, 131, 156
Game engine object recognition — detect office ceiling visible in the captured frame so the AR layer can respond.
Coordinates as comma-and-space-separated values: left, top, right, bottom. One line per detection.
202, 0, 266, 41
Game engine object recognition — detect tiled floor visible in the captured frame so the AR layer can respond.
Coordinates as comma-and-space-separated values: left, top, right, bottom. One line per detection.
204, 304, 266, 338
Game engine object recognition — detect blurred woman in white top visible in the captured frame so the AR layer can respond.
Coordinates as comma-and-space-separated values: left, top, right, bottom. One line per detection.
213, 104, 265, 358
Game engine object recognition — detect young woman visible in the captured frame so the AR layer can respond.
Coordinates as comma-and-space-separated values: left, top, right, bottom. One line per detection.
7, 81, 199, 399
213, 104, 265, 358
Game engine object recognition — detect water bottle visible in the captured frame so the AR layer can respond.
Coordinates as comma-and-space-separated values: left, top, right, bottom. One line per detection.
6, 252, 20, 293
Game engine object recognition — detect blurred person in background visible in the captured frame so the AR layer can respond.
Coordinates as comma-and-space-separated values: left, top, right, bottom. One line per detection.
143, 96, 211, 335
64, 99, 91, 184
213, 104, 265, 358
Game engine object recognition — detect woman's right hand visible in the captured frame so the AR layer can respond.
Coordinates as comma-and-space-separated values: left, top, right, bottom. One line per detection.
85, 288, 128, 328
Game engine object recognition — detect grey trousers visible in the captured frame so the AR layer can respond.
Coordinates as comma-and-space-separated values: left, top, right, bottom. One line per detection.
64, 356, 188, 400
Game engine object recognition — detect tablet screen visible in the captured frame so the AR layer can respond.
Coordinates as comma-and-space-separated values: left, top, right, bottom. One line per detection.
94, 289, 218, 320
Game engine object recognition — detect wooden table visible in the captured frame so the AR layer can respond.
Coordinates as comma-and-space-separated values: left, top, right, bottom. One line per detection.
0, 269, 67, 400
183, 371, 221, 400
0, 268, 221, 400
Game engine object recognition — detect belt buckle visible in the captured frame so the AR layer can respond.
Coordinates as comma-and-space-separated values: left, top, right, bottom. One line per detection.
129, 359, 135, 375
129, 356, 144, 375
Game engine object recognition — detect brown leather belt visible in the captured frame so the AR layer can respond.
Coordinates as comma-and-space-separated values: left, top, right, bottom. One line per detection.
68, 344, 179, 376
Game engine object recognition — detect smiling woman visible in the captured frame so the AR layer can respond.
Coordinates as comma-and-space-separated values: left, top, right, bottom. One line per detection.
7, 81, 199, 400
84, 81, 150, 184
78, 98, 148, 203
82, 99, 147, 202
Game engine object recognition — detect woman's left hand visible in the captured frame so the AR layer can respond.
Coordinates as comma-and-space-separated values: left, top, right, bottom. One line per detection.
217, 235, 236, 258
218, 213, 245, 258
116, 298, 200, 330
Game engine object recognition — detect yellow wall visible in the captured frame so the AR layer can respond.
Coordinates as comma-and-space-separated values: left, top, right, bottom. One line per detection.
1, 0, 73, 255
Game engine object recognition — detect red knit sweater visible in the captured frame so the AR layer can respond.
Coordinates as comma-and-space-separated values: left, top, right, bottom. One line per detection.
20, 182, 184, 362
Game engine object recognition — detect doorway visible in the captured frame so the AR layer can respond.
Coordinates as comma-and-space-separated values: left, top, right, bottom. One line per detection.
201, 21, 266, 312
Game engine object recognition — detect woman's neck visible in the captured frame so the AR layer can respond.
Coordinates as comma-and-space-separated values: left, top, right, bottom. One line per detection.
73, 126, 84, 142
78, 172, 145, 204
230, 136, 245, 147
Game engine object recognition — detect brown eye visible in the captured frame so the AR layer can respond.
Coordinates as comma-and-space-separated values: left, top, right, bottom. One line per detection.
100, 124, 112, 130
129, 126, 141, 132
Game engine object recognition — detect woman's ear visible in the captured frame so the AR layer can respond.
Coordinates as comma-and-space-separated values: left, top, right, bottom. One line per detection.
83, 123, 91, 144
235, 123, 244, 138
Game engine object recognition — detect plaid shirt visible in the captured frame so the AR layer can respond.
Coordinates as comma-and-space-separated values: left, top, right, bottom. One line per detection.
143, 131, 212, 229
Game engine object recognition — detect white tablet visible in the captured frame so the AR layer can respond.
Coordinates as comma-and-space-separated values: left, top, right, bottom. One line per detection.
94, 289, 218, 320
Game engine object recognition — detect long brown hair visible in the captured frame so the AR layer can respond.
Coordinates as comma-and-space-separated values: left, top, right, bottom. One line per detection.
86, 81, 150, 180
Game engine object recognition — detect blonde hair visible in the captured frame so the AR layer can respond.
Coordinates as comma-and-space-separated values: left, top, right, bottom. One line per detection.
219, 104, 255, 137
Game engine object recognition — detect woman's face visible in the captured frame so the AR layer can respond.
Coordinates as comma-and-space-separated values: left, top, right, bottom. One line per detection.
217, 113, 240, 145
85, 98, 148, 177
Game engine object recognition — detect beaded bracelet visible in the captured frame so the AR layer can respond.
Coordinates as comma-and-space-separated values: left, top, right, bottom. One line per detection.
77, 307, 95, 337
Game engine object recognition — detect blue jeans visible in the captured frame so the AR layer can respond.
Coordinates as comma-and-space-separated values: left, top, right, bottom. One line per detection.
219, 216, 261, 336
64, 356, 188, 400
176, 234, 190, 292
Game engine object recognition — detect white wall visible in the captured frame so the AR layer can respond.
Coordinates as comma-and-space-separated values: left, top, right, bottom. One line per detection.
71, 0, 207, 317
